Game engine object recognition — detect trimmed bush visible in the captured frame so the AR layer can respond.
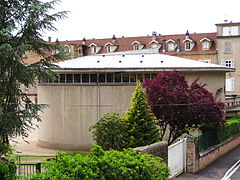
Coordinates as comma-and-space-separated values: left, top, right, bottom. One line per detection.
90, 113, 129, 150
194, 116, 240, 152
32, 145, 169, 180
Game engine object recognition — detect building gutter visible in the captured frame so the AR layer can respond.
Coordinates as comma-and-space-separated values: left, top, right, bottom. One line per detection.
53, 67, 235, 73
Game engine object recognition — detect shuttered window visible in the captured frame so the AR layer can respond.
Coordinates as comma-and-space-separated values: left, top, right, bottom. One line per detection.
226, 78, 235, 92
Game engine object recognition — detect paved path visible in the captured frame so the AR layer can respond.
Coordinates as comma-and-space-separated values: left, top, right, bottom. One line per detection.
10, 121, 88, 156
175, 145, 240, 180
10, 123, 58, 156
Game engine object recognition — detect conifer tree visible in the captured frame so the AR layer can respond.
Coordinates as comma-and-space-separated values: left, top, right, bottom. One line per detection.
0, 0, 68, 144
125, 81, 159, 148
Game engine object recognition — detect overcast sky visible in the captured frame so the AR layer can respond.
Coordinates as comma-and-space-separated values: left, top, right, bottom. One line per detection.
45, 0, 240, 42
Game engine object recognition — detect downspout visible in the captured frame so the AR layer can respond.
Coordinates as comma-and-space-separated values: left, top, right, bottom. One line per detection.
97, 74, 100, 120
216, 49, 219, 64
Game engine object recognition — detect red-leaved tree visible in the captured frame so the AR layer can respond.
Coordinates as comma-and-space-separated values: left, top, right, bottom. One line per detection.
143, 71, 225, 144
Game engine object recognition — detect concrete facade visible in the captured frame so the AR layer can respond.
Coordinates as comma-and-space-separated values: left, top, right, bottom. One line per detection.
37, 69, 227, 150
216, 22, 240, 95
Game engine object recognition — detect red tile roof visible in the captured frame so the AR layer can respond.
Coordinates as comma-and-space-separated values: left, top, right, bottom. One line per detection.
49, 32, 217, 55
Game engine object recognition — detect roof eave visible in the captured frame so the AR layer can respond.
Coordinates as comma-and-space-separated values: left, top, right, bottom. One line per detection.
54, 67, 235, 73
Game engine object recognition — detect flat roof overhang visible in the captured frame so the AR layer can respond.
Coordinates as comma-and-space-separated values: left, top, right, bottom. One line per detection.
54, 67, 235, 73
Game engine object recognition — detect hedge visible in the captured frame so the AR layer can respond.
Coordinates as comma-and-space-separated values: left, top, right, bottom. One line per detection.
32, 145, 169, 180
194, 116, 240, 152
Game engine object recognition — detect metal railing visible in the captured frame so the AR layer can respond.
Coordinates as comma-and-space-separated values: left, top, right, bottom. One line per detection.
17, 163, 41, 179
16, 155, 56, 178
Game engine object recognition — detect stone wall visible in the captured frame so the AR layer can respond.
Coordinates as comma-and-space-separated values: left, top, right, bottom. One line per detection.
134, 141, 168, 164
186, 135, 240, 173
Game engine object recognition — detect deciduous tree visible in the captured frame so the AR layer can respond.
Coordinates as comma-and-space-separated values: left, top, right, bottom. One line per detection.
143, 71, 225, 144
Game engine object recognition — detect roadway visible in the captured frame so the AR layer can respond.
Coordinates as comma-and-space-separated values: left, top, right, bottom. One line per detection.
175, 145, 240, 180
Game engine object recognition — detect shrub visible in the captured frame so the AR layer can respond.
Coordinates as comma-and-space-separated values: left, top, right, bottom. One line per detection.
32, 145, 169, 180
194, 116, 240, 152
90, 113, 129, 150
0, 160, 17, 180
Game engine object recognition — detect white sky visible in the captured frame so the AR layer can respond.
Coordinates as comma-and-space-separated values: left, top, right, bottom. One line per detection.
45, 0, 240, 42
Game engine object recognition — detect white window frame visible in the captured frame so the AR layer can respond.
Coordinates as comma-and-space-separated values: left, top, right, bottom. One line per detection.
151, 43, 158, 49
202, 41, 209, 50
91, 46, 97, 54
221, 59, 234, 68
223, 26, 239, 36
107, 46, 113, 53
226, 78, 235, 92
224, 41, 232, 53
168, 43, 175, 51
133, 44, 139, 50
185, 42, 191, 50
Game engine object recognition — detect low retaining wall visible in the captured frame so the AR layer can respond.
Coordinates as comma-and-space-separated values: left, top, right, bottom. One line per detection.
187, 135, 240, 173
134, 141, 168, 164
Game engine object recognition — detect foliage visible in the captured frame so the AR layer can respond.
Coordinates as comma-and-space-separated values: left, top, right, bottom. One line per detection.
0, 141, 12, 158
0, 160, 17, 180
90, 113, 129, 150
143, 71, 225, 144
125, 81, 159, 148
32, 145, 169, 180
194, 116, 240, 152
226, 115, 240, 125
0, 0, 68, 144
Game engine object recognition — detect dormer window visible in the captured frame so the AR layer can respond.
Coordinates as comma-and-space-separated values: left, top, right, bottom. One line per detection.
168, 43, 175, 51
149, 40, 159, 49
77, 47, 82, 54
182, 38, 194, 51
151, 43, 158, 48
200, 38, 212, 50
64, 45, 71, 54
202, 42, 209, 50
166, 39, 176, 51
131, 41, 144, 50
89, 43, 101, 54
104, 42, 117, 53
92, 46, 97, 53
107, 46, 113, 53
134, 44, 139, 50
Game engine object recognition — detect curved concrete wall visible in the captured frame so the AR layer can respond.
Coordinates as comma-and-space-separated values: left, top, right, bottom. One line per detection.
37, 71, 225, 150
37, 85, 135, 150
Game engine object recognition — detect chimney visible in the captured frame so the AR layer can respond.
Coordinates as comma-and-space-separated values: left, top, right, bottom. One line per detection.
112, 35, 117, 43
186, 30, 190, 39
82, 37, 86, 45
152, 31, 157, 41
48, 36, 51, 42
55, 38, 59, 44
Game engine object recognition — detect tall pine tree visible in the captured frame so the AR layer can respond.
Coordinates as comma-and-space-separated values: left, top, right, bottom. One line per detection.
125, 81, 159, 148
0, 0, 68, 144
